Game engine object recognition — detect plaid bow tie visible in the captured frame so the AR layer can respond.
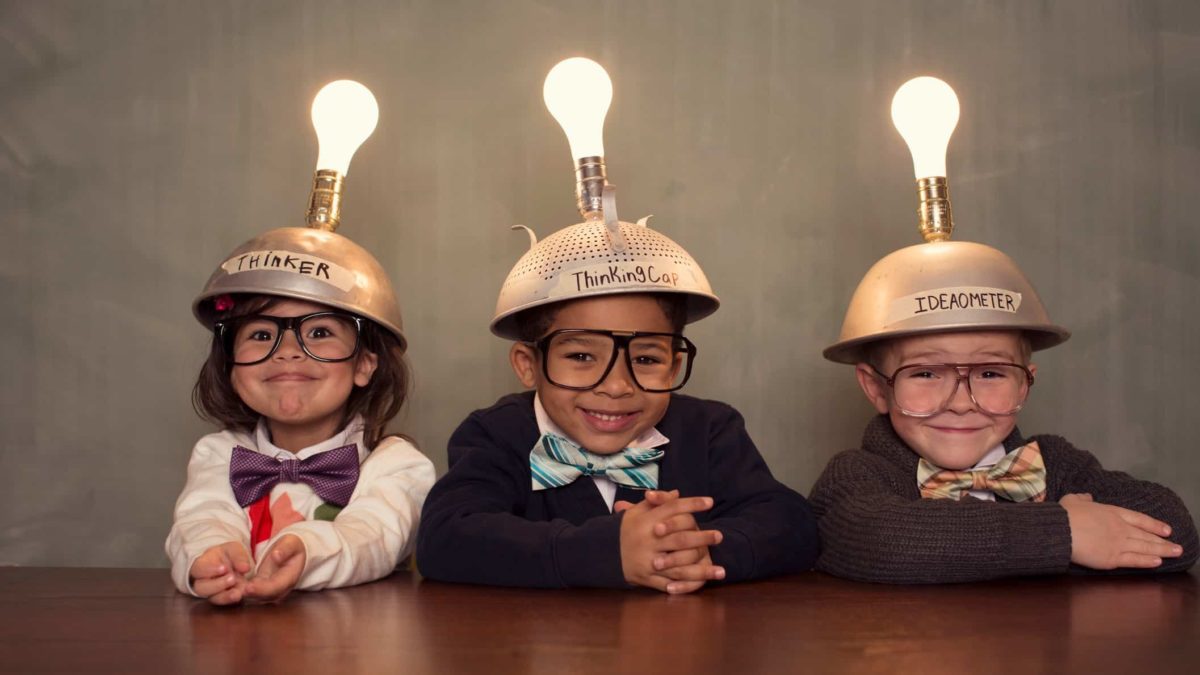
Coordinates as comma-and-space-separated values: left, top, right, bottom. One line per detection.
229, 444, 360, 508
530, 433, 664, 491
917, 441, 1047, 502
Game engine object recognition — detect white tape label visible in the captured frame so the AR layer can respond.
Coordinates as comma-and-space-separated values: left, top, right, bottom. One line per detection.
887, 286, 1022, 326
547, 262, 683, 297
220, 250, 356, 292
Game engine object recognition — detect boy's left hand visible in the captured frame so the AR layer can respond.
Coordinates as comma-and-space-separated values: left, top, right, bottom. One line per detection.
616, 490, 726, 593
244, 534, 306, 603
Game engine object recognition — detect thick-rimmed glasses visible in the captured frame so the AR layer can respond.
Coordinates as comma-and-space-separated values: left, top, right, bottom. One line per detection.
872, 362, 1035, 417
216, 311, 364, 366
529, 329, 697, 392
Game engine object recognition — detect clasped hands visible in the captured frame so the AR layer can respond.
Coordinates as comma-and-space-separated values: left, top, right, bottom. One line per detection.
188, 534, 306, 606
616, 490, 726, 595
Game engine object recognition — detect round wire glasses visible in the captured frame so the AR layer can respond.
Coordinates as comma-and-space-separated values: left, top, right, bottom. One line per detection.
530, 329, 697, 393
216, 311, 364, 366
872, 362, 1035, 417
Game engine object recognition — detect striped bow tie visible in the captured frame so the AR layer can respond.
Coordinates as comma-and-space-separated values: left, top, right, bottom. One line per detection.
530, 433, 664, 491
917, 441, 1047, 502
229, 444, 360, 508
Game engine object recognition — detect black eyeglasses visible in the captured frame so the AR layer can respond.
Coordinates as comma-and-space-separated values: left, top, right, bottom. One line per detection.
216, 311, 364, 366
528, 329, 697, 392
871, 362, 1035, 417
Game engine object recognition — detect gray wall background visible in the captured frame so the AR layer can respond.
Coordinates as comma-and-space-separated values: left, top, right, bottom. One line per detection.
2, 0, 1197, 566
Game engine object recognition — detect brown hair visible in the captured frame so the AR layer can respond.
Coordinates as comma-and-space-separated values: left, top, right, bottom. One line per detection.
513, 293, 690, 342
192, 293, 410, 448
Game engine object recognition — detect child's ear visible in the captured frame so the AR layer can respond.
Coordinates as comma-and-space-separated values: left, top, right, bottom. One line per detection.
855, 363, 891, 414
509, 343, 539, 389
353, 350, 379, 387
1028, 362, 1037, 379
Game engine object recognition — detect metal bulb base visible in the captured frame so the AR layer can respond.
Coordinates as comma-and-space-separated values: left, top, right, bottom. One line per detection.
916, 176, 953, 242
574, 156, 608, 219
306, 169, 345, 232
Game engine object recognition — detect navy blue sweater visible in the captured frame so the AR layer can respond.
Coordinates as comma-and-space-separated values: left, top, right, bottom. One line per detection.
417, 392, 819, 588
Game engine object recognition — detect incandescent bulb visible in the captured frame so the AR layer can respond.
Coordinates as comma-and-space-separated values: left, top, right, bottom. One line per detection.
543, 58, 613, 160
891, 76, 959, 179
311, 80, 379, 175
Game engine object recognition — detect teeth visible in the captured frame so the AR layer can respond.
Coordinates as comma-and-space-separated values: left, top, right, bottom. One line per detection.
589, 411, 627, 421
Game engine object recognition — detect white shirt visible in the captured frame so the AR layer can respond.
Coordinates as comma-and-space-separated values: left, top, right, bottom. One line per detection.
533, 394, 670, 512
965, 444, 1008, 502
165, 417, 435, 595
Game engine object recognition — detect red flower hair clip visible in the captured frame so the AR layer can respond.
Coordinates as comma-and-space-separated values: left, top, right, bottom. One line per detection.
213, 294, 235, 312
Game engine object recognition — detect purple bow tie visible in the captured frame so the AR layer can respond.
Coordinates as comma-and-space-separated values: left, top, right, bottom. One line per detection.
229, 444, 360, 508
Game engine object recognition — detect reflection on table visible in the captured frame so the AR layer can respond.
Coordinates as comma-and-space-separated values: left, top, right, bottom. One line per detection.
0, 568, 1196, 673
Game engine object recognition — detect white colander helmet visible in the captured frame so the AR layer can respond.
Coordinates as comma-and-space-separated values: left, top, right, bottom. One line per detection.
490, 188, 719, 340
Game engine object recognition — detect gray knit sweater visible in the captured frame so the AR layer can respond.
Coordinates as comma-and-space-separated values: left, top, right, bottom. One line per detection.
809, 415, 1199, 584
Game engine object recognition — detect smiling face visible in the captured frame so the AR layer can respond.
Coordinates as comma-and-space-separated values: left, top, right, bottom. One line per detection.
510, 295, 679, 455
230, 299, 377, 452
855, 331, 1035, 470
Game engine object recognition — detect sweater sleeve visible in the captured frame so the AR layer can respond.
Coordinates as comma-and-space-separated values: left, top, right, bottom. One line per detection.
164, 435, 252, 595
700, 404, 820, 581
415, 413, 627, 589
809, 449, 1072, 584
265, 438, 436, 591
1040, 435, 1199, 574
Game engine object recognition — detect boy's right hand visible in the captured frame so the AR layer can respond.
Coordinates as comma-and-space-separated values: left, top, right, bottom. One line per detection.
1061, 493, 1184, 569
189, 542, 253, 605
617, 490, 724, 594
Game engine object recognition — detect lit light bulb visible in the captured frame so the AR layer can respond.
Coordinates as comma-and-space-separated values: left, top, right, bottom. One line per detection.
543, 58, 613, 218
891, 76, 960, 242
891, 76, 960, 179
305, 80, 379, 231
311, 80, 379, 175
543, 57, 613, 160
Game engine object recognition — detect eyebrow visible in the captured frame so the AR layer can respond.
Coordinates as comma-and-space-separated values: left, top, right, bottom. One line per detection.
898, 349, 1018, 363
556, 334, 607, 346
630, 340, 671, 353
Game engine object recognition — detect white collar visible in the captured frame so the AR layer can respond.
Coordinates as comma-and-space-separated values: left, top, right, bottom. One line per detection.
533, 393, 670, 451
252, 415, 365, 460
970, 443, 1008, 471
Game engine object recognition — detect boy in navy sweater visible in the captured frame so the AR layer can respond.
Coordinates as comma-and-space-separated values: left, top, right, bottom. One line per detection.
417, 198, 817, 593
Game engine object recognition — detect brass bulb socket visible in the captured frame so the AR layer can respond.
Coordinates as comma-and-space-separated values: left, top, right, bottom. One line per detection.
306, 169, 345, 232
916, 176, 953, 242
574, 156, 608, 219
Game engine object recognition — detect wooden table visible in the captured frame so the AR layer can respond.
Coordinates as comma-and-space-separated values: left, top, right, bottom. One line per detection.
1, 568, 1196, 674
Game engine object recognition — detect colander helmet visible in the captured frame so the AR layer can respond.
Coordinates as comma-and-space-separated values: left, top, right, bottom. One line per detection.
491, 189, 718, 340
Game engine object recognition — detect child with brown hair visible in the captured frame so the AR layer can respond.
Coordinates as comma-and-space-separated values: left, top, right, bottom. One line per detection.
166, 228, 434, 604
166, 81, 434, 603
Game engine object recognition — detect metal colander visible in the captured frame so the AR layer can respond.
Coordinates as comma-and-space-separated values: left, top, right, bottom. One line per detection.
491, 216, 719, 339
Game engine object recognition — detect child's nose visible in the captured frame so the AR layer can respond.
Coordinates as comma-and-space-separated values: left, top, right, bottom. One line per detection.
945, 376, 977, 414
593, 351, 636, 397
273, 329, 307, 360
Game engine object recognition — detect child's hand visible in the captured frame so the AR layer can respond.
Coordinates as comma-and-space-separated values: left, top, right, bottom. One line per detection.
244, 534, 306, 603
644, 491, 726, 589
1061, 493, 1183, 569
617, 490, 723, 594
189, 542, 252, 605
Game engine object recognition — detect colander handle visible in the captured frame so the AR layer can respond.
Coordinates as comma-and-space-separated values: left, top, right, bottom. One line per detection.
602, 184, 627, 253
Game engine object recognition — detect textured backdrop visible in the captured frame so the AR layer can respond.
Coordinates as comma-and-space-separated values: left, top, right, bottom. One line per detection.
2, 0, 1198, 566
